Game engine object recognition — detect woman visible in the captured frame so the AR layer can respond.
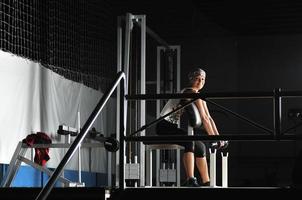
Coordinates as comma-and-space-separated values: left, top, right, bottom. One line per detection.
156, 68, 223, 187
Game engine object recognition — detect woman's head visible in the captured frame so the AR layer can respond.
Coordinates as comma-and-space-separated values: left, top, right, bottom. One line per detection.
188, 68, 206, 90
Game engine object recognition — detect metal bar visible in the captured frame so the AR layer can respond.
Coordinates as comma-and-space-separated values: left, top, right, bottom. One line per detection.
156, 47, 162, 118
77, 112, 81, 183
279, 90, 302, 97
19, 157, 71, 185
118, 13, 131, 190
126, 91, 274, 100
119, 72, 126, 190
125, 134, 302, 142
175, 46, 181, 92
133, 18, 170, 49
21, 143, 104, 148
35, 71, 125, 200
129, 98, 199, 136
124, 13, 132, 90
209, 149, 216, 187
116, 15, 123, 188
127, 90, 302, 100
139, 14, 146, 187
273, 88, 282, 139
205, 99, 273, 134
221, 152, 229, 188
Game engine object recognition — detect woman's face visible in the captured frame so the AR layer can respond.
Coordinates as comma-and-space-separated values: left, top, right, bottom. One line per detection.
192, 75, 205, 90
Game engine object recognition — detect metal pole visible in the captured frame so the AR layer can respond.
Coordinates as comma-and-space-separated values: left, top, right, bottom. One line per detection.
139, 15, 146, 187
221, 152, 228, 187
126, 91, 274, 100
35, 72, 125, 200
273, 88, 282, 140
155, 46, 162, 187
77, 112, 81, 184
119, 75, 126, 190
209, 148, 216, 187
115, 15, 123, 188
134, 20, 170, 50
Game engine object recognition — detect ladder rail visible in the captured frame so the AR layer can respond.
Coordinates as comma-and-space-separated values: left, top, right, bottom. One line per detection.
1, 142, 27, 187
1, 140, 102, 187
19, 157, 72, 185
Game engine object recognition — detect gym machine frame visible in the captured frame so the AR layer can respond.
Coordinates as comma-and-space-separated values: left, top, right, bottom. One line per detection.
117, 12, 184, 187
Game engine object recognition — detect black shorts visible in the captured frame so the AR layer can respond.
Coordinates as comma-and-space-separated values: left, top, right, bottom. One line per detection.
156, 120, 206, 157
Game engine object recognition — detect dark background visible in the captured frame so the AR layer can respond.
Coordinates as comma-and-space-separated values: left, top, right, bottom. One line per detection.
1, 0, 302, 187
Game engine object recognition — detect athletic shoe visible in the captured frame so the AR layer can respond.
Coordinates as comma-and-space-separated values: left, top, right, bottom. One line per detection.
183, 177, 200, 187
201, 181, 210, 186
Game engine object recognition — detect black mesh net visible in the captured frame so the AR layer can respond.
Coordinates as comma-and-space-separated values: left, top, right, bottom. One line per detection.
0, 0, 116, 91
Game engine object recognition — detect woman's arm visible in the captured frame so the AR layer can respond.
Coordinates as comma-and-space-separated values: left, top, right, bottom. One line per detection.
202, 100, 219, 135
194, 98, 217, 136
201, 100, 228, 148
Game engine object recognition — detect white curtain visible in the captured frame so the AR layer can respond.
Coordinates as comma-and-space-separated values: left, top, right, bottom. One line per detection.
0, 50, 116, 173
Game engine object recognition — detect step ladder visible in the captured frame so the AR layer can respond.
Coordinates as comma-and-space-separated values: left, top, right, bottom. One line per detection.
1, 141, 84, 187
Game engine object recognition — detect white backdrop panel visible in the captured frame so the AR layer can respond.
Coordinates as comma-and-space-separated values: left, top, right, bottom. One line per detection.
0, 50, 116, 173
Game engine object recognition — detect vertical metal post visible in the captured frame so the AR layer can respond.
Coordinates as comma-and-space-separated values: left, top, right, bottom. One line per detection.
149, 150, 153, 186
117, 12, 132, 188
175, 46, 181, 187
156, 47, 162, 121
156, 149, 160, 186
134, 155, 138, 187
155, 47, 162, 187
273, 88, 282, 139
209, 148, 216, 187
107, 151, 112, 186
62, 134, 70, 187
221, 152, 228, 188
115, 15, 123, 188
77, 112, 81, 184
139, 14, 146, 187
120, 13, 132, 188
119, 76, 126, 190
176, 149, 181, 187
124, 13, 132, 89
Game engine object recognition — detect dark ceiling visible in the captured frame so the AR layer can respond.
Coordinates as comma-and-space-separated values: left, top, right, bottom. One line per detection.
111, 0, 302, 37
194, 0, 302, 35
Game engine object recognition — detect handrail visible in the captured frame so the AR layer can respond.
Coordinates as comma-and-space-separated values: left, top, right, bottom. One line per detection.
125, 134, 302, 142
126, 91, 275, 100
126, 90, 302, 100
128, 91, 275, 137
35, 71, 125, 200
127, 88, 302, 140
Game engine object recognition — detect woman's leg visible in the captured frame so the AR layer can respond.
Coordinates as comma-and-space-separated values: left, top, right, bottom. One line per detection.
156, 120, 195, 181
194, 141, 210, 184
195, 156, 210, 184
183, 152, 195, 179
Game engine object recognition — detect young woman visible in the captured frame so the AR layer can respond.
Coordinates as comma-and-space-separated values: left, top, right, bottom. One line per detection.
156, 68, 224, 187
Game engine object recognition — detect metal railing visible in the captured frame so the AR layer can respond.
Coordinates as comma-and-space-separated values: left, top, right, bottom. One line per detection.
35, 71, 126, 200
125, 88, 302, 143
